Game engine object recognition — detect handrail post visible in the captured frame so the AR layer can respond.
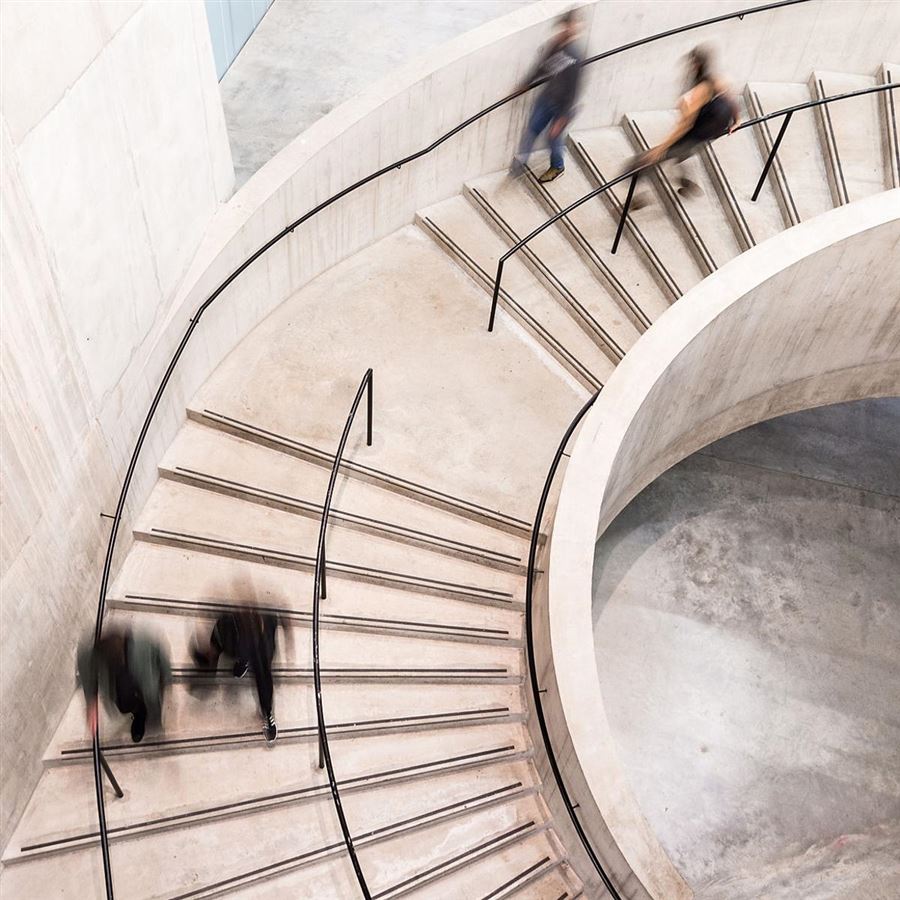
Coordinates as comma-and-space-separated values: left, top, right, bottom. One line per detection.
488, 259, 504, 332
752, 110, 792, 201
611, 173, 638, 254
99, 751, 124, 799
366, 370, 373, 447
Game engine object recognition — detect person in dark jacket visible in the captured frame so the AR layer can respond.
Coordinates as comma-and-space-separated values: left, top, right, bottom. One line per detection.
510, 9, 584, 183
190, 605, 291, 745
623, 45, 741, 208
78, 626, 171, 744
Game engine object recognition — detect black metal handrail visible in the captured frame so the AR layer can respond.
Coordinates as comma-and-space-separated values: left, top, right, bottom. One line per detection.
312, 368, 374, 898
487, 80, 899, 328
524, 392, 613, 896
86, 2, 816, 895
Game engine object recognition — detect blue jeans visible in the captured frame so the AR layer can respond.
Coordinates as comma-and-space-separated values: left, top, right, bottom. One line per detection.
515, 95, 566, 170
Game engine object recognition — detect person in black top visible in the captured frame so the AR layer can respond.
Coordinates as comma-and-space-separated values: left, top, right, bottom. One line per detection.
191, 604, 292, 745
624, 45, 741, 207
510, 10, 584, 183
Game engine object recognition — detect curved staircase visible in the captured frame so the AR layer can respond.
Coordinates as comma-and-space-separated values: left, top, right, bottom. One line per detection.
2, 60, 898, 899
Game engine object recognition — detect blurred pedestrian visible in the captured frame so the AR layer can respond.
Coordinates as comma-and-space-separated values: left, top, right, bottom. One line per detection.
623, 44, 741, 208
510, 9, 584, 183
191, 606, 291, 745
78, 626, 171, 744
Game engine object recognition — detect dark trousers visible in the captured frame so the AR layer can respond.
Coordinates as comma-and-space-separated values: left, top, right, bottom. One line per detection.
114, 669, 147, 733
210, 614, 277, 717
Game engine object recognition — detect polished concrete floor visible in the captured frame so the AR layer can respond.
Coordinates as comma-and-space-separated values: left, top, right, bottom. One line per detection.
220, 0, 531, 187
592, 398, 900, 899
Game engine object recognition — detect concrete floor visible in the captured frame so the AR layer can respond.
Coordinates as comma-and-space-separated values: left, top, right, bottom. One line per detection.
220, 0, 532, 187
591, 398, 900, 899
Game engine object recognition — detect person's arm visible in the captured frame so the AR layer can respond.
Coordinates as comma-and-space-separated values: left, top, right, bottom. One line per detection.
77, 639, 99, 736
517, 39, 558, 92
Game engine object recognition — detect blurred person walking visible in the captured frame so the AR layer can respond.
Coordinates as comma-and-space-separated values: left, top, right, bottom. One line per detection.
78, 626, 171, 744
510, 9, 584, 183
191, 605, 292, 744
623, 44, 741, 207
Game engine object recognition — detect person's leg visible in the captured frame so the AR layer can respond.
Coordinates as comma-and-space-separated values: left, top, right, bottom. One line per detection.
512, 97, 555, 173
548, 120, 566, 171
665, 136, 703, 197
254, 618, 277, 743
130, 695, 147, 743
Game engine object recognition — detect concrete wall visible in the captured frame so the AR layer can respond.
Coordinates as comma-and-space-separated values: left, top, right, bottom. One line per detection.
0, 0, 232, 848
538, 192, 900, 898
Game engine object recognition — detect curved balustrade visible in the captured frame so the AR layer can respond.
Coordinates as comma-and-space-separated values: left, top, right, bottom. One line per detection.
84, 2, 846, 896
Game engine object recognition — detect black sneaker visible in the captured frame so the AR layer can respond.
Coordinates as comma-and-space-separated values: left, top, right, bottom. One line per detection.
233, 659, 249, 678
131, 714, 146, 744
263, 713, 277, 745
538, 165, 564, 183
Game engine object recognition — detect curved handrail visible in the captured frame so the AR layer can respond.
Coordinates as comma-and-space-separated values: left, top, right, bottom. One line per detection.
524, 391, 610, 894
312, 368, 374, 898
487, 80, 899, 327
86, 2, 816, 894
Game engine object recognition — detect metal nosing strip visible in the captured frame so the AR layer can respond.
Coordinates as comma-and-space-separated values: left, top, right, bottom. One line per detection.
525, 170, 651, 330
145, 528, 514, 600
168, 466, 521, 563
468, 189, 625, 360
818, 79, 849, 205
196, 409, 531, 529
22, 746, 521, 853
121, 595, 512, 638
574, 140, 682, 300
480, 857, 552, 900
422, 218, 603, 391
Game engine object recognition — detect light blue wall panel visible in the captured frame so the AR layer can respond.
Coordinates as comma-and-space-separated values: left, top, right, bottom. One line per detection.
205, 0, 274, 81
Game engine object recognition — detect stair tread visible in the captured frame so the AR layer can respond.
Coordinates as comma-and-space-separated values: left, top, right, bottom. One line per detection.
47, 679, 525, 760
465, 170, 642, 355
527, 150, 672, 322
162, 419, 528, 569
814, 70, 889, 199
135, 478, 522, 599
625, 109, 744, 271
418, 194, 614, 388
101, 607, 522, 676
111, 542, 524, 638
1, 771, 540, 899
569, 125, 705, 296
7, 725, 531, 860
707, 95, 788, 246
747, 81, 835, 220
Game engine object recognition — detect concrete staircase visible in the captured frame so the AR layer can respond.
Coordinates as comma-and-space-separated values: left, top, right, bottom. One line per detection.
3, 65, 897, 899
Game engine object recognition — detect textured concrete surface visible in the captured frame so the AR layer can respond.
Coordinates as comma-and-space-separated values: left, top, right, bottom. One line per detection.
592, 398, 900, 899
220, 0, 531, 186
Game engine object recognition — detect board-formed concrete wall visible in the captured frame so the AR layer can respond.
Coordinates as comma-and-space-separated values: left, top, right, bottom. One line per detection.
536, 192, 900, 898
0, 0, 232, 848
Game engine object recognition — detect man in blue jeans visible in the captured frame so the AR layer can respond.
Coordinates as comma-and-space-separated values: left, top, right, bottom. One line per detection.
510, 10, 584, 183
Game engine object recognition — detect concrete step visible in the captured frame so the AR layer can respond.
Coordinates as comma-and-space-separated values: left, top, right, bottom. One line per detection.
110, 542, 524, 643
569, 126, 705, 297
704, 95, 789, 247
46, 679, 525, 763
464, 171, 641, 362
746, 81, 835, 221
882, 63, 900, 189
416, 194, 611, 390
520, 152, 672, 327
99, 607, 523, 684
402, 832, 571, 899
186, 407, 534, 540
623, 110, 743, 273
6, 722, 531, 863
813, 70, 890, 201
0, 766, 541, 899
161, 419, 528, 573
251, 794, 549, 899
134, 478, 522, 609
